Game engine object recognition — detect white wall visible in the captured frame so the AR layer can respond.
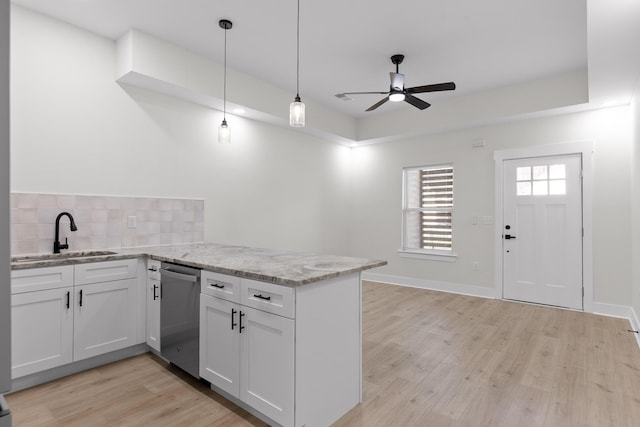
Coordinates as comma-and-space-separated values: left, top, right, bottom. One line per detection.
351, 107, 633, 306
1, 0, 12, 395
632, 81, 640, 318
10, 6, 352, 255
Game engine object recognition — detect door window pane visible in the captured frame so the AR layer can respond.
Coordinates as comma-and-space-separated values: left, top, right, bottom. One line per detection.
549, 164, 566, 179
533, 181, 548, 195
517, 182, 532, 196
533, 165, 548, 180
517, 167, 531, 181
549, 180, 566, 195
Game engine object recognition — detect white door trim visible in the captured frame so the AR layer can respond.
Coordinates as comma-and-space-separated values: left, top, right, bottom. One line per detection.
493, 141, 594, 312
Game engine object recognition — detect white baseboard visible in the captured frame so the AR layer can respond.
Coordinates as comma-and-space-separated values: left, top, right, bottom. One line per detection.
361, 272, 496, 299
363, 273, 640, 351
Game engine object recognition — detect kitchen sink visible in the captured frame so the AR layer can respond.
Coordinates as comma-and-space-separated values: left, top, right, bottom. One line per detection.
11, 250, 118, 263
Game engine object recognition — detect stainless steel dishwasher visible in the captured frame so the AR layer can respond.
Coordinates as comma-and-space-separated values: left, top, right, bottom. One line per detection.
160, 262, 201, 378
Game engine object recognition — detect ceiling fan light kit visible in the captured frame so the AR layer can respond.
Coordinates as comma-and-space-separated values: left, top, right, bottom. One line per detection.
337, 54, 456, 112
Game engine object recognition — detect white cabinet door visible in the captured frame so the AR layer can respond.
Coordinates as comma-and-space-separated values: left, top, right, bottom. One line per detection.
240, 306, 294, 427
200, 294, 240, 397
73, 278, 138, 361
11, 287, 73, 378
146, 277, 161, 352
146, 259, 161, 351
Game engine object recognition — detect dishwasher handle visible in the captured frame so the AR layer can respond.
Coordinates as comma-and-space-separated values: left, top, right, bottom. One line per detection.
160, 268, 198, 283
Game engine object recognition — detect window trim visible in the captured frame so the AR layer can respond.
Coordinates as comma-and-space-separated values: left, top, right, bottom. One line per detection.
401, 163, 457, 262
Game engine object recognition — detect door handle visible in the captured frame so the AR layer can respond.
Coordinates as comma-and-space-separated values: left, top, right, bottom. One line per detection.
231, 308, 237, 330
66, 291, 70, 309
153, 284, 158, 300
79, 289, 83, 307
504, 234, 516, 240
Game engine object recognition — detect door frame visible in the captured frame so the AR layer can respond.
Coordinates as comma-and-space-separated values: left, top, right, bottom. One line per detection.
493, 141, 594, 312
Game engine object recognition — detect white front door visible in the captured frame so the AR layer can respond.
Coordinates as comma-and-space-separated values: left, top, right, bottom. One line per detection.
503, 154, 583, 309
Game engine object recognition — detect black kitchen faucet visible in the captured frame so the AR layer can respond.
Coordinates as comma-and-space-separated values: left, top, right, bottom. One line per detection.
53, 211, 78, 254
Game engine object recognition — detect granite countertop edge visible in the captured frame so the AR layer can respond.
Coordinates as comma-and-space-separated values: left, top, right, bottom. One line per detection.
11, 244, 387, 287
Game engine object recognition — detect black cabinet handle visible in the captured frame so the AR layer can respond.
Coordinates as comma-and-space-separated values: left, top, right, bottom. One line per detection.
504, 234, 516, 240
79, 289, 83, 307
66, 291, 70, 309
147, 267, 157, 272
253, 294, 271, 301
239, 311, 245, 333
231, 308, 237, 330
211, 283, 225, 289
153, 284, 158, 300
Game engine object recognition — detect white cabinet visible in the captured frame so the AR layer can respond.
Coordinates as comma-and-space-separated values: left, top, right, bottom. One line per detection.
240, 305, 294, 425
73, 278, 138, 361
200, 294, 240, 396
146, 259, 161, 352
10, 259, 140, 378
11, 281, 74, 378
200, 275, 294, 426
73, 259, 139, 361
201, 271, 362, 427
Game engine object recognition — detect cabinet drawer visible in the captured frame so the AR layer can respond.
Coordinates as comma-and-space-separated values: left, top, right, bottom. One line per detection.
147, 259, 161, 281
11, 265, 74, 294
74, 259, 138, 285
202, 270, 240, 303
241, 279, 295, 319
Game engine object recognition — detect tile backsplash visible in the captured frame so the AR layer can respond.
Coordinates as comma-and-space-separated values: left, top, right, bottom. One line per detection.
11, 193, 205, 255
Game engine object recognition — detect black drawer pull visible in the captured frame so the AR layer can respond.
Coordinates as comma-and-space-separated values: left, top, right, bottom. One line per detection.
211, 283, 225, 289
254, 294, 271, 301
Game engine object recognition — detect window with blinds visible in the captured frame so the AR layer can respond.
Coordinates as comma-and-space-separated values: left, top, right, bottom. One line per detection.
402, 164, 454, 253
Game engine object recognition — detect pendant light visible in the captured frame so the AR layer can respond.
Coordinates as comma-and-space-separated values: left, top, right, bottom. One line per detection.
289, 0, 305, 127
218, 19, 232, 143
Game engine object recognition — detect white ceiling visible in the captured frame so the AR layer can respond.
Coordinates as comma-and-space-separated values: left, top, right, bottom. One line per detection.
11, 0, 592, 119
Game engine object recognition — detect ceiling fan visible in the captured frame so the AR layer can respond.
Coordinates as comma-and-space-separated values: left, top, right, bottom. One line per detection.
336, 54, 456, 112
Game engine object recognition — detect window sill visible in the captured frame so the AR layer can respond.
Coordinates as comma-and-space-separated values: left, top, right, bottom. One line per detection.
397, 249, 458, 262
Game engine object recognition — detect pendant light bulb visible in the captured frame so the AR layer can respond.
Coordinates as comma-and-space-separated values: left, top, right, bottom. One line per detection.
218, 19, 232, 144
289, 0, 305, 127
218, 119, 230, 144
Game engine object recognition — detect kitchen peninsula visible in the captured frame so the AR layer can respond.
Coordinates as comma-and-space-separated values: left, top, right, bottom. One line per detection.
10, 243, 386, 427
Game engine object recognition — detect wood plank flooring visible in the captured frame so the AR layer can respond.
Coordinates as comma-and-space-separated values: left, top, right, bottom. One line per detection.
7, 281, 640, 426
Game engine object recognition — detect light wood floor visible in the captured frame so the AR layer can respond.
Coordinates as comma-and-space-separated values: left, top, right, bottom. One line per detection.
7, 281, 640, 426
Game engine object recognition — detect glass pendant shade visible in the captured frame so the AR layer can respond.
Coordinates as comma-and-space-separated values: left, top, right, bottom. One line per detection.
289, 96, 305, 127
218, 119, 230, 144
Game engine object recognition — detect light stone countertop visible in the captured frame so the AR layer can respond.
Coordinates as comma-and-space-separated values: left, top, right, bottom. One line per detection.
11, 243, 387, 287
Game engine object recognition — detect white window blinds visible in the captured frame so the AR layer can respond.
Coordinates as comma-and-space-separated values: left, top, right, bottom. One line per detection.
403, 165, 454, 253
420, 167, 453, 250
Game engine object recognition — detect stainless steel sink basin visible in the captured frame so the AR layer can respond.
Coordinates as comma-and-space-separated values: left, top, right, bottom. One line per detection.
11, 250, 118, 263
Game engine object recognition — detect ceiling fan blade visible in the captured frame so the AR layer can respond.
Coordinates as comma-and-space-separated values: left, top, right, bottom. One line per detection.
406, 82, 456, 94
404, 94, 431, 110
366, 96, 390, 111
390, 72, 405, 91
338, 91, 389, 96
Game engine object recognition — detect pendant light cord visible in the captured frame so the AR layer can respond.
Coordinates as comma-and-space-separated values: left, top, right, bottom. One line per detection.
223, 25, 227, 121
296, 0, 300, 98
